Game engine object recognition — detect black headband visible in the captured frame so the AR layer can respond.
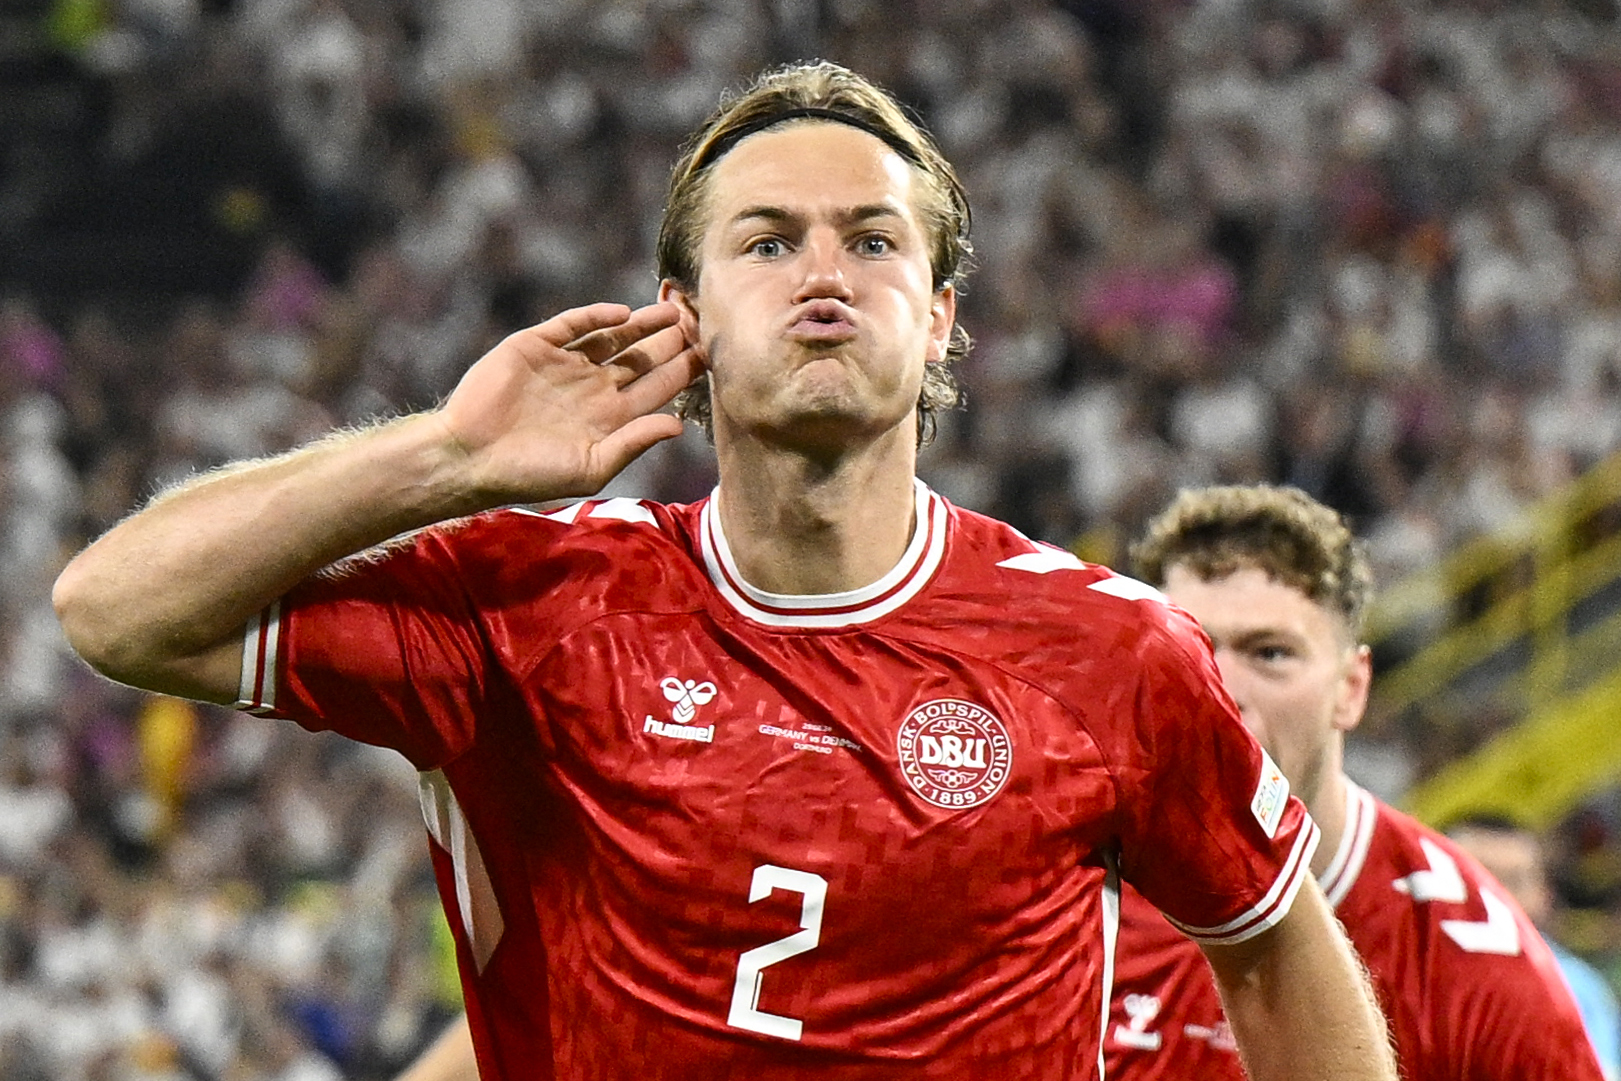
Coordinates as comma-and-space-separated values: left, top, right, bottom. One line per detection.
692, 106, 927, 173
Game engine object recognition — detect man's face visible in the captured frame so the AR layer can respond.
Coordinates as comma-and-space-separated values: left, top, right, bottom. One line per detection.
661, 122, 955, 454
1162, 563, 1371, 811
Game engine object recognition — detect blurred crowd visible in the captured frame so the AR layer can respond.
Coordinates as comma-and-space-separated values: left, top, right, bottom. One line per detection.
4, 0, 1621, 1076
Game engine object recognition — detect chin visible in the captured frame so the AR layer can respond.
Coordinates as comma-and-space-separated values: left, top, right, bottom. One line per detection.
769, 406, 868, 444
774, 399, 917, 452
779, 370, 868, 421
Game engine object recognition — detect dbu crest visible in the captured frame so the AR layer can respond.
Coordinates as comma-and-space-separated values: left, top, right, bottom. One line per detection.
895, 699, 1013, 809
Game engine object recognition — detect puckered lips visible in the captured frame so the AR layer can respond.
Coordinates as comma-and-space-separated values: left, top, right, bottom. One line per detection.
787, 299, 857, 344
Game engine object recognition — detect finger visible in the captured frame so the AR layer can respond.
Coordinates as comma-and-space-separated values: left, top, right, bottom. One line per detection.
566, 302, 682, 364
529, 303, 637, 348
600, 323, 690, 385
618, 346, 707, 416
590, 413, 687, 485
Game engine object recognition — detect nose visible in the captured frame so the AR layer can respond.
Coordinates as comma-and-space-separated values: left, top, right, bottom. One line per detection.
793, 231, 853, 302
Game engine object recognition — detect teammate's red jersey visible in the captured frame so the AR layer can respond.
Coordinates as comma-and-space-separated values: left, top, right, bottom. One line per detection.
1105, 779, 1604, 1081
236, 483, 1318, 1080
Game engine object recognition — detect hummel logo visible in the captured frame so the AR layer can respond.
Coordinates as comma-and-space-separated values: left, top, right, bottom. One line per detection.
661, 677, 717, 723
1113, 993, 1164, 1051
644, 677, 719, 744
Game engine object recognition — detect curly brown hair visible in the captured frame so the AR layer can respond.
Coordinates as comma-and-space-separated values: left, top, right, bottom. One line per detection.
1130, 485, 1374, 640
656, 60, 972, 445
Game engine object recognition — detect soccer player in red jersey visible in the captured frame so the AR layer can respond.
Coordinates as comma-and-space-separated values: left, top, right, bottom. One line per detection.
1104, 484, 1603, 1081
53, 63, 1395, 1081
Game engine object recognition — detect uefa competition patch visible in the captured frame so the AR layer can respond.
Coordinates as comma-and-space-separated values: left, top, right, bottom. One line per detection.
896, 699, 1014, 809
1249, 747, 1289, 839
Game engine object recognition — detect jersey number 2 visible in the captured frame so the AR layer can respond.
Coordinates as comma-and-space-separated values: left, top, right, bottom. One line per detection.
728, 864, 828, 1041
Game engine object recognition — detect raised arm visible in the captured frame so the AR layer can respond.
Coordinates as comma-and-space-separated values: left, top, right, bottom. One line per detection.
1202, 876, 1397, 1081
53, 302, 702, 703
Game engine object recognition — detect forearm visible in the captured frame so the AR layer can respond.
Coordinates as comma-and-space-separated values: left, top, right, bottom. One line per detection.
395, 1015, 478, 1081
55, 301, 699, 701
1204, 880, 1397, 1081
53, 413, 484, 699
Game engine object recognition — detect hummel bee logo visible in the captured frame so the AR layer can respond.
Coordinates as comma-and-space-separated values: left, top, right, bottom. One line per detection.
1113, 993, 1164, 1051
661, 677, 717, 723
644, 677, 719, 744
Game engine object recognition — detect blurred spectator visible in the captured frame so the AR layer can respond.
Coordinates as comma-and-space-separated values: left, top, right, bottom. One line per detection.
2, 0, 1621, 1074
1449, 815, 1621, 1080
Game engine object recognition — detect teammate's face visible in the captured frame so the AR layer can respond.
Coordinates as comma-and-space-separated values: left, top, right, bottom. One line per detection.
662, 122, 955, 453
1162, 564, 1371, 812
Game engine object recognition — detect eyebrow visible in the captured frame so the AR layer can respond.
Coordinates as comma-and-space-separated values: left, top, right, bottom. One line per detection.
726, 203, 907, 230
1210, 626, 1303, 650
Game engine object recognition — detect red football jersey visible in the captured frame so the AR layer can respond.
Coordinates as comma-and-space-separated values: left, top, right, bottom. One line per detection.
1105, 779, 1604, 1081
236, 483, 1317, 1080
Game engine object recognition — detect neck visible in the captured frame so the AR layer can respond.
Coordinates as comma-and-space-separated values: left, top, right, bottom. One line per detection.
712, 426, 919, 595
1306, 766, 1352, 879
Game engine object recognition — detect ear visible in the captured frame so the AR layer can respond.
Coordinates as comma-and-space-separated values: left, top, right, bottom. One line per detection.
925, 283, 957, 365
659, 279, 704, 362
1332, 643, 1372, 735
659, 278, 696, 319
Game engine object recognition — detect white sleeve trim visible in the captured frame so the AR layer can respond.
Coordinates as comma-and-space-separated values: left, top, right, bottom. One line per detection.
1096, 849, 1122, 1077
1166, 818, 1321, 945
233, 599, 281, 714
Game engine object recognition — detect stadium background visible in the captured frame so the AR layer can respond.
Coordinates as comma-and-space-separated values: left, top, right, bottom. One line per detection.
2, 0, 1620, 1076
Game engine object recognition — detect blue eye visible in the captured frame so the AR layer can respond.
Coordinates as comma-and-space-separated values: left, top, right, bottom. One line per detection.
750, 238, 784, 257
857, 235, 892, 256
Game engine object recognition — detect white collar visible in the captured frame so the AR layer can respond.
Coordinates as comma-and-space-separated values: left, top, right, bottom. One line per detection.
699, 478, 947, 629
1319, 779, 1378, 908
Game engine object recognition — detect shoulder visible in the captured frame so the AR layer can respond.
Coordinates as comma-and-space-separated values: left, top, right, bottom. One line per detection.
1369, 800, 1508, 898
404, 496, 696, 568
1352, 799, 1572, 992
319, 496, 702, 611
1351, 800, 1515, 918
460, 496, 695, 551
923, 506, 1233, 755
1336, 801, 1605, 1075
941, 503, 1210, 662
